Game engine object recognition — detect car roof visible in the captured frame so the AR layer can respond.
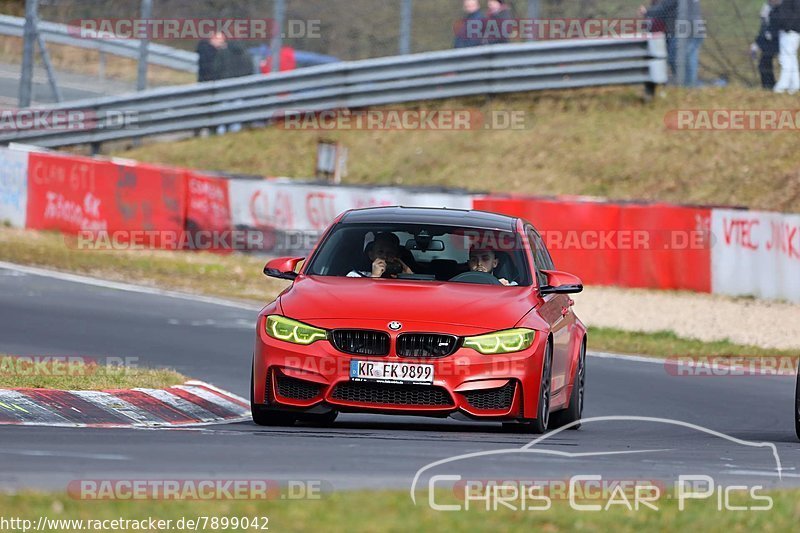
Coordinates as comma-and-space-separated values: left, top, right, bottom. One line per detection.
339, 206, 519, 231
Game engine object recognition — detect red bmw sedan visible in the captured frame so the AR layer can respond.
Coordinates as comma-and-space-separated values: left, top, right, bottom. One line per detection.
251, 207, 586, 433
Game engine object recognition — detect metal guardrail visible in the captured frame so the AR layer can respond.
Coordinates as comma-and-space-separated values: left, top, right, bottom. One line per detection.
0, 35, 668, 150
0, 14, 198, 72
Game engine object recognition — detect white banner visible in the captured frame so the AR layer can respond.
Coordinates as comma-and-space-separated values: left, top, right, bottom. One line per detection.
0, 147, 29, 227
228, 178, 473, 253
711, 208, 800, 302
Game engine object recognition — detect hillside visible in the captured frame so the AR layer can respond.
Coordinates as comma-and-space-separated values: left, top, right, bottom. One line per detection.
117, 86, 800, 214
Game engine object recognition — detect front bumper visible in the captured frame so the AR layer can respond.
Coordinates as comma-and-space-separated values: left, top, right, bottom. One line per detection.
253, 317, 547, 420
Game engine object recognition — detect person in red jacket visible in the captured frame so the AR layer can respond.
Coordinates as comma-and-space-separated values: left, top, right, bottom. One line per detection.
260, 46, 297, 74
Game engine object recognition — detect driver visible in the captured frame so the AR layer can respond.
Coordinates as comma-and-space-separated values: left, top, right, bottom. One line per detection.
348, 232, 414, 278
468, 246, 517, 286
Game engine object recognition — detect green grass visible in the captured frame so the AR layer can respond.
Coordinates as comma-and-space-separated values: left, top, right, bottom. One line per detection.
0, 227, 289, 303
1, 489, 799, 532
0, 357, 186, 390
117, 87, 800, 214
588, 327, 799, 359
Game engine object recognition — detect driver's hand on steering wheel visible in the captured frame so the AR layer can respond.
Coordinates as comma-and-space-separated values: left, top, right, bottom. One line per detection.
498, 278, 511, 286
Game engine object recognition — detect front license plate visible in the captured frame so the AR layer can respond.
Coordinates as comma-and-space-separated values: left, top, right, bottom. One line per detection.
350, 360, 434, 385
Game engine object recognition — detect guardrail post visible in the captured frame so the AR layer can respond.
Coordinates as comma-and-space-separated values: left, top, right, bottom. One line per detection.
136, 0, 152, 91
35, 22, 63, 102
399, 0, 412, 55
18, 0, 37, 107
270, 0, 285, 73
526, 0, 540, 41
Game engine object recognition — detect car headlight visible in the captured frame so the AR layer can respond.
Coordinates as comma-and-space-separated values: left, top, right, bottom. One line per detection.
266, 315, 327, 345
463, 328, 536, 355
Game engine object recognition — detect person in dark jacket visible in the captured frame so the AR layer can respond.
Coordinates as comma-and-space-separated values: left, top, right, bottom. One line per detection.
454, 0, 485, 48
196, 32, 227, 82
752, 0, 782, 89
486, 0, 514, 44
773, 0, 800, 93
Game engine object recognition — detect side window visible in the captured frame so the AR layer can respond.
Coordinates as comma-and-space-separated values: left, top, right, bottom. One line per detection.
526, 227, 553, 287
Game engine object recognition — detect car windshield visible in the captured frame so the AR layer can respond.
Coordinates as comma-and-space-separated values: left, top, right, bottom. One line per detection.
305, 223, 532, 286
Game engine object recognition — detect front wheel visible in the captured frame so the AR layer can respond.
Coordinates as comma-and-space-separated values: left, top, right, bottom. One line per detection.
503, 341, 552, 434
297, 411, 339, 427
550, 338, 586, 430
795, 361, 800, 440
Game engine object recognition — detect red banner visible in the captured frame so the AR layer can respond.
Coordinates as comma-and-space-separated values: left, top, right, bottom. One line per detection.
184, 172, 232, 250
474, 196, 712, 292
26, 153, 186, 241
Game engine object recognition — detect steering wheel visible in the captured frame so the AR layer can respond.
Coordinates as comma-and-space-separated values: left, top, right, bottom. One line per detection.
449, 271, 503, 286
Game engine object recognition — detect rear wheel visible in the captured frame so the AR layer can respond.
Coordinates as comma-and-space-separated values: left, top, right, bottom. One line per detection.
550, 338, 586, 430
503, 340, 552, 434
250, 365, 296, 427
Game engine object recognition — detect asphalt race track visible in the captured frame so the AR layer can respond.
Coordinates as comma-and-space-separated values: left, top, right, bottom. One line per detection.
1, 265, 798, 495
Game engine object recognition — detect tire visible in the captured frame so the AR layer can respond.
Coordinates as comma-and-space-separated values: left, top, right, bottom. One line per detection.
297, 411, 339, 427
503, 340, 552, 434
250, 365, 296, 427
795, 362, 800, 440
550, 338, 586, 430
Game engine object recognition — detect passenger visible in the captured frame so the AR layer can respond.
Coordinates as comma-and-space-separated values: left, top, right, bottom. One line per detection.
468, 247, 517, 286
348, 232, 414, 278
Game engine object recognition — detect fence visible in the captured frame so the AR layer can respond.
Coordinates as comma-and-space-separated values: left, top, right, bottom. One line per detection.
0, 14, 198, 72
0, 35, 667, 150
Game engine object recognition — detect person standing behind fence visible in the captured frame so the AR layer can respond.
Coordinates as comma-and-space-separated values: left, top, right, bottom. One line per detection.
774, 0, 800, 94
455, 0, 485, 48
640, 0, 704, 87
752, 0, 782, 90
197, 31, 227, 82
486, 0, 513, 44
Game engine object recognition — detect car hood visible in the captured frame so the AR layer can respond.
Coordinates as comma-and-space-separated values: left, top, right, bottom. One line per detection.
278, 275, 535, 330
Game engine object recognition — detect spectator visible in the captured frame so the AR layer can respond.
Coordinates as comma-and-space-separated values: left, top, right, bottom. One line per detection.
639, 0, 705, 87
197, 31, 227, 82
486, 0, 513, 45
200, 34, 252, 135
260, 46, 298, 74
752, 0, 782, 90
774, 0, 800, 94
454, 0, 484, 48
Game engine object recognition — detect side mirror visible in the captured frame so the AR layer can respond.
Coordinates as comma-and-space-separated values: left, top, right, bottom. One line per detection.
539, 270, 583, 295
264, 257, 305, 281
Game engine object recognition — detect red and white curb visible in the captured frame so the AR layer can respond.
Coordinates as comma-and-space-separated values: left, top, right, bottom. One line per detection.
0, 380, 250, 428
